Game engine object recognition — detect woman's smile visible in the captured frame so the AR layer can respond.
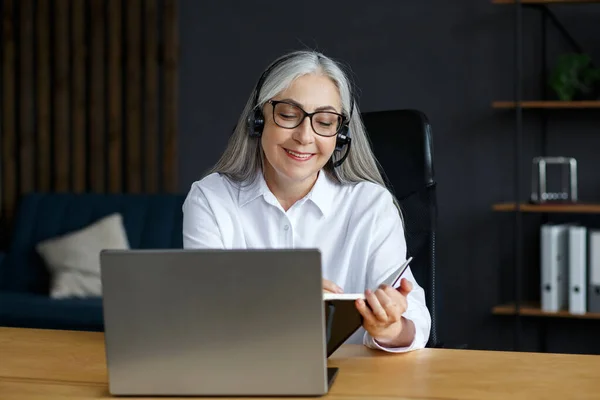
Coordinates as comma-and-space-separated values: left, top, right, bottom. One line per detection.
282, 147, 316, 161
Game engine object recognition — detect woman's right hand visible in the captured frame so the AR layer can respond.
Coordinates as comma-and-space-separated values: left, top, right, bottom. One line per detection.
323, 278, 343, 294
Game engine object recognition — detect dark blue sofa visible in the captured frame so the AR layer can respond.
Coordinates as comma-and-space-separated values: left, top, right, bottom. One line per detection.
0, 192, 186, 331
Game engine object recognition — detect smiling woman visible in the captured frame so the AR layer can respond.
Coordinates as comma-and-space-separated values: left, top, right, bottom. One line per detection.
260, 74, 342, 209
182, 50, 432, 354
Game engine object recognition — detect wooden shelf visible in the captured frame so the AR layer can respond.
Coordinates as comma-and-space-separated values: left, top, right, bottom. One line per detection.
492, 303, 600, 319
493, 0, 600, 4
492, 101, 600, 109
493, 202, 600, 213
492, 202, 600, 213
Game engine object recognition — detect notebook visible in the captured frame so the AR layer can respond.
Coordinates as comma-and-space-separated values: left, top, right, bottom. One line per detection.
323, 257, 413, 356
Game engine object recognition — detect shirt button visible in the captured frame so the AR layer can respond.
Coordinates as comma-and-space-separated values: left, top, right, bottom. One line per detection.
284, 225, 289, 231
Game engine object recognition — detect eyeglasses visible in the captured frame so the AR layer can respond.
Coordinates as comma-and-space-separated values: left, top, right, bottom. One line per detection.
267, 100, 346, 137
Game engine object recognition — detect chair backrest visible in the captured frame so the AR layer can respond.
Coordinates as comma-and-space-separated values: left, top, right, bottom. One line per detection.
361, 109, 438, 347
0, 193, 186, 294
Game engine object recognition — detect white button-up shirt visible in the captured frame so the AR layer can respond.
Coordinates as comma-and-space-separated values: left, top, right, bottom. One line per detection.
182, 170, 431, 352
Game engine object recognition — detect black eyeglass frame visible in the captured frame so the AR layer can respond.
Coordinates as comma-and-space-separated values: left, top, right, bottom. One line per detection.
266, 99, 348, 137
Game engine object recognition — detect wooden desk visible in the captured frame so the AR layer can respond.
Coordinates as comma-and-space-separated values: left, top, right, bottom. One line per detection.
1, 327, 599, 399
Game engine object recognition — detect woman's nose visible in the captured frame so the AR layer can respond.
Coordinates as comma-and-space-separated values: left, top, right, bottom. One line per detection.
293, 117, 315, 144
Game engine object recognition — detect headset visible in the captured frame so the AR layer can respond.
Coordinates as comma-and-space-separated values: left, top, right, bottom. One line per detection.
246, 54, 354, 168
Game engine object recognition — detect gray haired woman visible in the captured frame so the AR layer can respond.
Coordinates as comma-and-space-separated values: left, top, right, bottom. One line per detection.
183, 50, 431, 353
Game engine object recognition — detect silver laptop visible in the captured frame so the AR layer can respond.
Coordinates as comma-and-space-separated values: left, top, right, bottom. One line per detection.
100, 249, 336, 397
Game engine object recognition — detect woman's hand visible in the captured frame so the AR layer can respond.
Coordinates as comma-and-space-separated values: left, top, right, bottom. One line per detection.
355, 278, 414, 347
323, 278, 343, 294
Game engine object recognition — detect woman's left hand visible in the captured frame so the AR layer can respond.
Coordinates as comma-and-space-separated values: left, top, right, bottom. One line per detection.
355, 278, 412, 345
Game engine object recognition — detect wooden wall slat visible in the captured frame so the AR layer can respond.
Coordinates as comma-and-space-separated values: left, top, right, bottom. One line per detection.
1, 0, 179, 230
144, 0, 159, 193
71, 0, 87, 193
2, 0, 16, 219
89, 0, 105, 193
53, 0, 71, 192
19, 0, 35, 194
36, 0, 51, 193
126, 0, 142, 193
107, 0, 122, 193
163, 0, 178, 193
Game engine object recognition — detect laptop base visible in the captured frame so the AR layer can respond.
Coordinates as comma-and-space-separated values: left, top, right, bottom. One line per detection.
327, 367, 339, 389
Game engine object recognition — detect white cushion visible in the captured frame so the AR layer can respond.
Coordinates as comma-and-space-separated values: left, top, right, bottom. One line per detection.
36, 213, 130, 299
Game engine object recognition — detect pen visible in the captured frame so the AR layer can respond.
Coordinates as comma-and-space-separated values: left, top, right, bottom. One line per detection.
390, 257, 412, 288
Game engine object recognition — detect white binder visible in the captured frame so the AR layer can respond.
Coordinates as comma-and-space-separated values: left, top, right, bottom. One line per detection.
568, 225, 587, 314
588, 230, 600, 313
541, 224, 569, 312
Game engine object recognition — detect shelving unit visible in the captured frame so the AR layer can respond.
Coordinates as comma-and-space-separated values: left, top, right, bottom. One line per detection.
491, 0, 600, 352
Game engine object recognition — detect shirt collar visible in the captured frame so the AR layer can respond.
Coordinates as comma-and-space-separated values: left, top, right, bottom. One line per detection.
306, 170, 338, 217
237, 170, 339, 217
237, 172, 271, 207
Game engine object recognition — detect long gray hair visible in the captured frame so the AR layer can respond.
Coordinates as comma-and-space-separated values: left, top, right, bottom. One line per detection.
208, 50, 402, 216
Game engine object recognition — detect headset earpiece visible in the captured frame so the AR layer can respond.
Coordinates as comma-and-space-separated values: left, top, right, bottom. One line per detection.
248, 107, 264, 138
333, 132, 351, 168
332, 123, 352, 168
335, 125, 351, 152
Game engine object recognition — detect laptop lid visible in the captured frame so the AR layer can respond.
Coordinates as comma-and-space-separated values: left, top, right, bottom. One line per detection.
100, 249, 329, 396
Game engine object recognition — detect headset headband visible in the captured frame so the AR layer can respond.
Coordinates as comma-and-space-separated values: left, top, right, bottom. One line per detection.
252, 54, 355, 122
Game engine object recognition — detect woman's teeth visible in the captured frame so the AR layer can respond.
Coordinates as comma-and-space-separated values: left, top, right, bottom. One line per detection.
286, 149, 312, 159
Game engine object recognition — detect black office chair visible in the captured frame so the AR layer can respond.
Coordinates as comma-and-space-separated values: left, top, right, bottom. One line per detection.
361, 109, 440, 348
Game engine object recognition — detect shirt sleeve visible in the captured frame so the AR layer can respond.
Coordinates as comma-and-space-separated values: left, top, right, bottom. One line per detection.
362, 190, 431, 353
182, 184, 225, 249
